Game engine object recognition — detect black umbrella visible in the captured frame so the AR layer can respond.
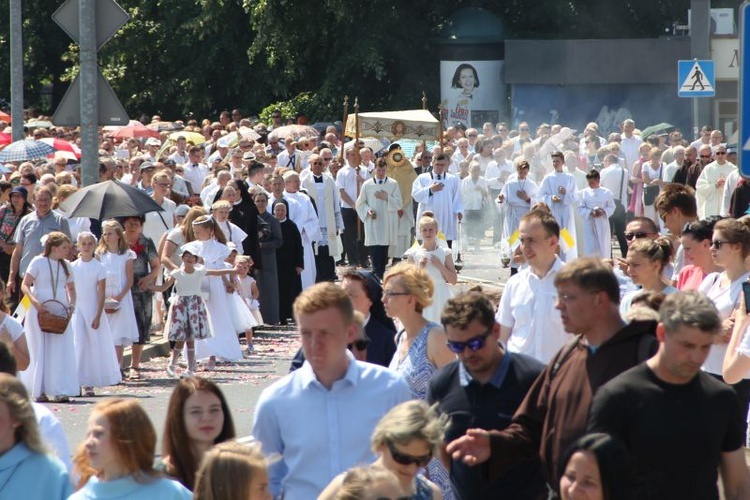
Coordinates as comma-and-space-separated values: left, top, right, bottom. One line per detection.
60, 180, 164, 220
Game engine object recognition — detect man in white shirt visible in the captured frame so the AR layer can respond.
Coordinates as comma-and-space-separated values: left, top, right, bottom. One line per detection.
496, 210, 569, 363
142, 137, 161, 163
182, 145, 208, 203
619, 119, 642, 171
277, 136, 298, 171
337, 148, 369, 267
599, 154, 629, 256
167, 136, 189, 165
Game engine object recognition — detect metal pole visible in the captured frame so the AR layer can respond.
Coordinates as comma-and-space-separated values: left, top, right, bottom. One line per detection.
9, 0, 24, 141
690, 0, 711, 136
79, 0, 98, 186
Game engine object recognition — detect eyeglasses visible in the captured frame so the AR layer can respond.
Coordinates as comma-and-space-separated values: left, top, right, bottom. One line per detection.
386, 441, 432, 467
446, 328, 492, 354
156, 182, 171, 188
348, 338, 369, 351
322, 157, 332, 161
383, 290, 409, 298
312, 161, 323, 166
624, 231, 655, 241
700, 155, 712, 159
711, 240, 729, 249
716, 151, 727, 155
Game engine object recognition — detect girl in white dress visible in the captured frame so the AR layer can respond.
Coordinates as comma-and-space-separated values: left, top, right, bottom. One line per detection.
96, 220, 139, 372
211, 200, 247, 252
236, 256, 263, 327
182, 215, 244, 370
223, 253, 258, 351
71, 232, 121, 395
20, 232, 79, 402
405, 213, 457, 324
151, 248, 239, 378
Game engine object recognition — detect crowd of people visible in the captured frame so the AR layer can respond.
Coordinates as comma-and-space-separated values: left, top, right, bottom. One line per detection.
2, 111, 750, 498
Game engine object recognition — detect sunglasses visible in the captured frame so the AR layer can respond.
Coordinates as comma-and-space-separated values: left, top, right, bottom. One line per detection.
716, 151, 727, 155
700, 155, 712, 159
711, 240, 729, 249
386, 441, 432, 467
446, 329, 492, 354
624, 231, 654, 241
348, 338, 369, 351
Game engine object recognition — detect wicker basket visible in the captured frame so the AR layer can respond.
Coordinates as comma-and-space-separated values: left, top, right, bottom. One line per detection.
37, 300, 72, 335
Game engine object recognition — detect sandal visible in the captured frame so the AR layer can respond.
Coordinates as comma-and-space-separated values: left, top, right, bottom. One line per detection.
129, 367, 141, 380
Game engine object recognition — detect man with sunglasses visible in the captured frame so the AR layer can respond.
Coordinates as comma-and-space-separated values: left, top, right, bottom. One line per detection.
696, 144, 734, 218
428, 291, 546, 499
447, 258, 657, 497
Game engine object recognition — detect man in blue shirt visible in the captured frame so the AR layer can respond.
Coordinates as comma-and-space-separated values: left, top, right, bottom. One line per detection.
252, 282, 411, 500
428, 291, 547, 499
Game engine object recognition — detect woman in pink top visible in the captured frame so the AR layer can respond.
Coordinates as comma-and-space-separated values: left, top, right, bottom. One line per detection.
676, 217, 723, 290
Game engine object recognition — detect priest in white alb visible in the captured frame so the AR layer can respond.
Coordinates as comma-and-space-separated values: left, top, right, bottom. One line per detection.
538, 151, 578, 261
356, 158, 402, 278
577, 169, 615, 258
411, 152, 463, 246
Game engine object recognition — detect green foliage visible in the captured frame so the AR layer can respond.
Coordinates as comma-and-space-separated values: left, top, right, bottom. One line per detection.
0, 0, 693, 120
258, 92, 317, 125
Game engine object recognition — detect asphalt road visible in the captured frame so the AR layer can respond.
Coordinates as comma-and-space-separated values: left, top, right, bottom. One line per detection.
48, 241, 505, 455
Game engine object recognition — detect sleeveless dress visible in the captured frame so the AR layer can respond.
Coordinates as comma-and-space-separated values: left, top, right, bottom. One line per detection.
389, 322, 455, 500
404, 246, 453, 325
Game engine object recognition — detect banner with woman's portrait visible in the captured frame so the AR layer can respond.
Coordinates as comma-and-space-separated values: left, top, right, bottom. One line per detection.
440, 60, 505, 129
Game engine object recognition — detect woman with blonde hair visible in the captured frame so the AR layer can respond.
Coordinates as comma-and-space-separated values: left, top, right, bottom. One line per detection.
383, 262, 455, 499
0, 373, 71, 498
193, 442, 271, 500
321, 400, 447, 499
20, 231, 79, 402
71, 398, 190, 499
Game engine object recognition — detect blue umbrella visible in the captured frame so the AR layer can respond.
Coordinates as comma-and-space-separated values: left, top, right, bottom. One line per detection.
0, 139, 56, 162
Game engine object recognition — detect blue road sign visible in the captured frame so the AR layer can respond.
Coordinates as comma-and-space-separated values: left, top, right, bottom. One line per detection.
741, 2, 750, 178
678, 60, 715, 98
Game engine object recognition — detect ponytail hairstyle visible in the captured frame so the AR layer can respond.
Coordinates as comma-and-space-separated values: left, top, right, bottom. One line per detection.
42, 231, 71, 278
191, 215, 227, 244
629, 237, 673, 272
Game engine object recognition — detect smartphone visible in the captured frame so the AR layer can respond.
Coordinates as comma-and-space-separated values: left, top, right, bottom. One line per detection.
742, 282, 750, 314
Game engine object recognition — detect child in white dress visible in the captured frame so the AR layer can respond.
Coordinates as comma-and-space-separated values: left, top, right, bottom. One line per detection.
96, 220, 139, 372
182, 215, 244, 370
405, 213, 457, 324
150, 248, 239, 378
236, 256, 263, 328
224, 254, 258, 354
71, 232, 121, 395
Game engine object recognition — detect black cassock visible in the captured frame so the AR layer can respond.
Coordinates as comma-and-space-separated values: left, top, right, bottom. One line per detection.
276, 218, 304, 324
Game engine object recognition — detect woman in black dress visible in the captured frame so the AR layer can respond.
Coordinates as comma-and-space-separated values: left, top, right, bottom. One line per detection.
272, 200, 303, 324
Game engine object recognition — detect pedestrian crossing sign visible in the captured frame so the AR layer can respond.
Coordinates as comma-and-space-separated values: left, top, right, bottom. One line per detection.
678, 60, 715, 97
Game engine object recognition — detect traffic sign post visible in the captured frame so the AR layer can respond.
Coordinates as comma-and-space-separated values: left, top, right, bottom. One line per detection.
677, 60, 715, 98
51, 0, 130, 187
740, 2, 750, 179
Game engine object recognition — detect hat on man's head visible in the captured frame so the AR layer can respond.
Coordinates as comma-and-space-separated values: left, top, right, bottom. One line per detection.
145, 138, 161, 147
140, 161, 156, 170
242, 151, 256, 161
